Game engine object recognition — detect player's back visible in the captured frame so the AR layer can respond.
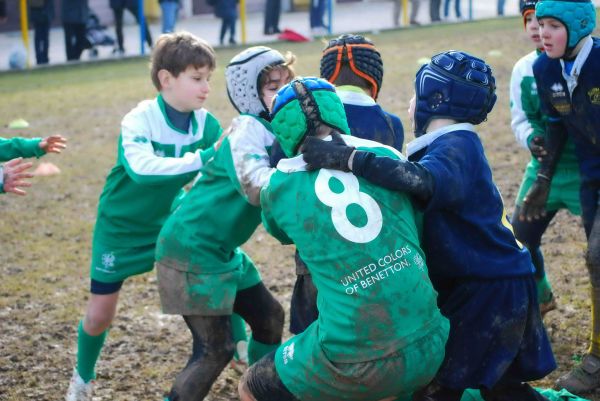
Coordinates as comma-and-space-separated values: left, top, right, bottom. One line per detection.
262, 135, 443, 363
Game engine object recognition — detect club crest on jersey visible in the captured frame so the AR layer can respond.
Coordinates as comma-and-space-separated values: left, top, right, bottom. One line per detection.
588, 88, 600, 105
550, 83, 566, 98
102, 252, 116, 270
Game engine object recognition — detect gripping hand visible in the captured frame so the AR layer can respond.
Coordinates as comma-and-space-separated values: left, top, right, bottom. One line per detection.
528, 135, 547, 162
301, 132, 355, 171
519, 176, 551, 221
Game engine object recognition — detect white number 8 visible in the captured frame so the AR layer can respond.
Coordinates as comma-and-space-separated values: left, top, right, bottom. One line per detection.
314, 169, 383, 243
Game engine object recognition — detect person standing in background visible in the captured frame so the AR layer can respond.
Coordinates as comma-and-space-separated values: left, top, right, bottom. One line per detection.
215, 0, 238, 45
159, 0, 179, 33
430, 0, 441, 22
62, 0, 90, 61
497, 0, 505, 15
263, 0, 281, 35
393, 0, 422, 26
110, 0, 153, 55
29, 0, 54, 64
443, 0, 461, 20
310, 0, 327, 35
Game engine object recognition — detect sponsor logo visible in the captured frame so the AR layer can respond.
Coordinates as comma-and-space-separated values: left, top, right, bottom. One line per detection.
133, 135, 148, 144
282, 342, 295, 365
589, 88, 600, 105
550, 82, 566, 98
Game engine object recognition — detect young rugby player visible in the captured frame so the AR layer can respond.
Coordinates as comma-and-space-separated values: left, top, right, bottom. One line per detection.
510, 0, 581, 316
302, 51, 556, 401
240, 76, 449, 401
66, 32, 222, 401
155, 46, 295, 400
520, 0, 600, 394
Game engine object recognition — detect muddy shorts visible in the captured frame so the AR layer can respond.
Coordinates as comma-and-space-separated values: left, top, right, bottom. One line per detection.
516, 162, 581, 215
273, 319, 449, 401
90, 240, 156, 283
156, 251, 262, 316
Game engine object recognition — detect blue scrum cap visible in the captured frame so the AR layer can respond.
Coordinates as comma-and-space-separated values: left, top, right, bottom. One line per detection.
414, 50, 497, 136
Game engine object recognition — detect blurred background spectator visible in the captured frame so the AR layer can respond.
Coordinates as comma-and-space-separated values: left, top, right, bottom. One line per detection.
264, 0, 280, 35
443, 0, 461, 20
215, 0, 237, 45
393, 0, 421, 26
110, 0, 153, 55
29, 0, 54, 64
159, 0, 179, 33
62, 0, 90, 60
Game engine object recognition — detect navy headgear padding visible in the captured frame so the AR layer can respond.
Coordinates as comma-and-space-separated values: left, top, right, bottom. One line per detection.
414, 50, 497, 136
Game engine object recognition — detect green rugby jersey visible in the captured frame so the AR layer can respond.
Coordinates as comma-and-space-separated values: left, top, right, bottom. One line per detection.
155, 115, 275, 273
510, 50, 579, 171
261, 135, 444, 363
93, 95, 221, 247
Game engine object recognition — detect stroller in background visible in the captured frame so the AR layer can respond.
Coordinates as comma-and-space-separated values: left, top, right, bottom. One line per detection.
85, 12, 115, 58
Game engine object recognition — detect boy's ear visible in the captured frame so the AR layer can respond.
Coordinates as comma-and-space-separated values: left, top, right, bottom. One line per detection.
157, 69, 172, 90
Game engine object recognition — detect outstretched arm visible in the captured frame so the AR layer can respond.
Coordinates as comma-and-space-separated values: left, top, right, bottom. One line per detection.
301, 133, 434, 202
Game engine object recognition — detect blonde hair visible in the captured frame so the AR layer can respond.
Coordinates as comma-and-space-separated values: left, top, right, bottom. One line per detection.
258, 51, 297, 91
150, 32, 216, 90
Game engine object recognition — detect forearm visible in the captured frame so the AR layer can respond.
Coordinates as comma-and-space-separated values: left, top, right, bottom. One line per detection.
0, 137, 44, 161
351, 151, 434, 202
537, 120, 567, 180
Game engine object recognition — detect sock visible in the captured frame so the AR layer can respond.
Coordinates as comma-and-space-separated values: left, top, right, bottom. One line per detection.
76, 320, 108, 382
535, 274, 554, 304
590, 287, 600, 356
248, 336, 280, 365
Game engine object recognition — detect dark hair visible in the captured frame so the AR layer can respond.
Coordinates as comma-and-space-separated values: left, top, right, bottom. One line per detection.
150, 32, 216, 90
331, 64, 371, 91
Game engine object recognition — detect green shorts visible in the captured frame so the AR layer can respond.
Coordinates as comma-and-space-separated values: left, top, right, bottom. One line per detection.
274, 319, 449, 401
156, 249, 262, 315
516, 161, 581, 215
90, 239, 156, 283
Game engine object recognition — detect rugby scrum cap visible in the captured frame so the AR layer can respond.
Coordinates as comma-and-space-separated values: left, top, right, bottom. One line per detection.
271, 77, 350, 158
414, 50, 497, 136
320, 34, 384, 100
520, 0, 539, 26
536, 0, 596, 50
225, 46, 286, 120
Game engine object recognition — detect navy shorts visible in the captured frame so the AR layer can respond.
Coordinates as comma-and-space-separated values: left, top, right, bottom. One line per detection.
434, 275, 556, 389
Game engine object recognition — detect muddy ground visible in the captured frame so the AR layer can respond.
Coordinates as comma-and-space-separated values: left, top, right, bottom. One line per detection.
0, 17, 598, 401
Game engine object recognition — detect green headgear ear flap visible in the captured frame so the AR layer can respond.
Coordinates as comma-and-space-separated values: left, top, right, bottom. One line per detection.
271, 77, 350, 157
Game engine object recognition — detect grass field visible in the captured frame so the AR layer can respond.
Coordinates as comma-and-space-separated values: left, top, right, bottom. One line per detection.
0, 16, 597, 401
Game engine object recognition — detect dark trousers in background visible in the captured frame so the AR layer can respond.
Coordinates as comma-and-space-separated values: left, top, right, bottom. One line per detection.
430, 0, 441, 21
310, 0, 326, 28
220, 16, 236, 44
63, 23, 87, 60
264, 0, 281, 34
112, 6, 153, 52
33, 20, 50, 64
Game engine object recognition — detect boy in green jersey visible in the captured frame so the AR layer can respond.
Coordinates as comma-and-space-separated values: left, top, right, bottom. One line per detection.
509, 0, 581, 316
66, 32, 223, 401
155, 46, 295, 401
239, 77, 449, 401
1, 135, 66, 195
